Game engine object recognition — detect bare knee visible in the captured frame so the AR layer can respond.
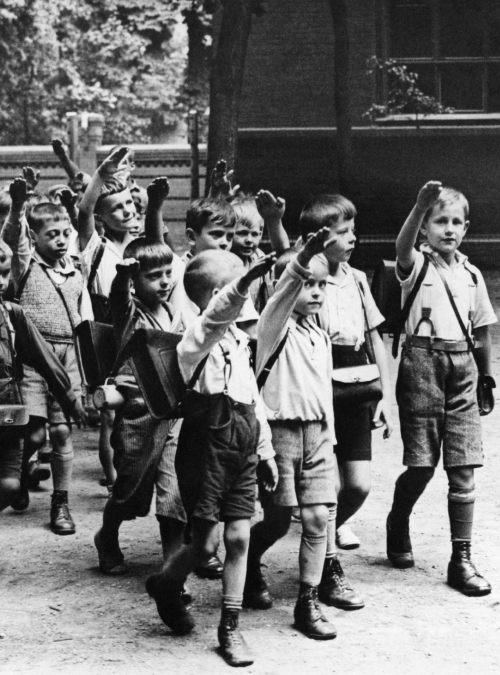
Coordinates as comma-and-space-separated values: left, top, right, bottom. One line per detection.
301, 505, 328, 536
49, 424, 71, 448
0, 477, 21, 503
340, 482, 370, 508
224, 523, 250, 558
25, 419, 46, 451
447, 466, 475, 493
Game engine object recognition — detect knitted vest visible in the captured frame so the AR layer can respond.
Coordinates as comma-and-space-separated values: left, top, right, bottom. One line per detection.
19, 260, 82, 342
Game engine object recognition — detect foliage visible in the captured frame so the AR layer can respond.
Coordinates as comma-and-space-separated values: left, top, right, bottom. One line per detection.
364, 57, 454, 126
0, 0, 214, 145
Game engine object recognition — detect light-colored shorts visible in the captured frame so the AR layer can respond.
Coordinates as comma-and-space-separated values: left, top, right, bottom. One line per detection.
20, 341, 82, 424
263, 420, 337, 507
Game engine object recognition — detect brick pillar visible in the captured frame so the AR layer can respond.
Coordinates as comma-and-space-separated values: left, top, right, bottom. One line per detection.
79, 113, 105, 174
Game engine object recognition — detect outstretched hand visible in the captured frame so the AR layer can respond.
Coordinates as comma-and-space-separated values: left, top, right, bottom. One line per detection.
98, 146, 130, 180
147, 176, 170, 205
416, 181, 442, 211
22, 166, 40, 191
256, 189, 285, 224
51, 138, 66, 158
297, 227, 337, 267
59, 188, 78, 213
246, 252, 276, 283
209, 159, 240, 198
9, 177, 30, 209
116, 258, 140, 276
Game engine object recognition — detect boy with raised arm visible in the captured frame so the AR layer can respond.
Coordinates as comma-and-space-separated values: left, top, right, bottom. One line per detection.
387, 181, 496, 596
146, 249, 278, 668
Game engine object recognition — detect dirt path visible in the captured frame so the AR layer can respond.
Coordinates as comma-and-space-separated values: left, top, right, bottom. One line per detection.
2, 273, 500, 675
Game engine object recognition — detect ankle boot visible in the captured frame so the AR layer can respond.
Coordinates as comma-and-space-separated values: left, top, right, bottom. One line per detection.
386, 513, 414, 568
50, 490, 75, 535
218, 607, 254, 667
293, 585, 337, 640
145, 574, 195, 635
318, 556, 364, 610
243, 557, 273, 610
447, 541, 492, 597
11, 468, 30, 512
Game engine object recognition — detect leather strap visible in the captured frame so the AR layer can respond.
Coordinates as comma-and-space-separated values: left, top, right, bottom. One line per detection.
430, 260, 475, 352
87, 238, 106, 291
257, 328, 289, 391
392, 253, 430, 358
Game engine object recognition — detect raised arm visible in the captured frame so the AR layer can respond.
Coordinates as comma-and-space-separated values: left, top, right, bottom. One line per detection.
209, 159, 240, 199
144, 177, 170, 244
110, 259, 140, 347
1, 178, 32, 285
256, 190, 290, 255
77, 146, 130, 250
51, 138, 81, 181
396, 181, 442, 272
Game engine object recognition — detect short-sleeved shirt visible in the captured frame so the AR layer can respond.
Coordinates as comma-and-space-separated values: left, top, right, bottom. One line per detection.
397, 245, 497, 340
319, 261, 384, 347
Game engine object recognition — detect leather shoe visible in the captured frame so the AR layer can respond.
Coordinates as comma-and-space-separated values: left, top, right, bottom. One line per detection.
218, 607, 254, 667
94, 530, 128, 575
194, 555, 223, 579
318, 556, 364, 610
27, 460, 51, 490
50, 490, 75, 535
386, 513, 414, 568
294, 585, 337, 640
243, 558, 273, 609
336, 523, 361, 550
447, 541, 492, 597
146, 574, 195, 635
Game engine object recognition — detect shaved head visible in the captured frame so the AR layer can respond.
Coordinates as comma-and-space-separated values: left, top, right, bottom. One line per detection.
183, 249, 244, 309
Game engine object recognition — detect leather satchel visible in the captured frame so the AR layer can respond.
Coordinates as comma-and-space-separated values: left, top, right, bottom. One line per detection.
331, 363, 382, 405
0, 404, 29, 427
74, 320, 116, 388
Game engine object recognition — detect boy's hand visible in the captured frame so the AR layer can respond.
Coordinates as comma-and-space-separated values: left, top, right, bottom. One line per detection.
372, 398, 393, 440
59, 188, 78, 213
98, 146, 130, 180
22, 166, 40, 191
297, 227, 337, 266
244, 252, 276, 283
209, 159, 240, 198
256, 190, 285, 224
70, 398, 88, 428
147, 176, 170, 205
51, 138, 67, 158
416, 181, 442, 211
9, 177, 30, 209
116, 258, 140, 276
258, 458, 279, 492
69, 171, 90, 194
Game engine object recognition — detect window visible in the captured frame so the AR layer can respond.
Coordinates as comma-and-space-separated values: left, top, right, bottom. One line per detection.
384, 0, 500, 112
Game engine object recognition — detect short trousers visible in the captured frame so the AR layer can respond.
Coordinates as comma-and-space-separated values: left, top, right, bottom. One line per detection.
20, 341, 82, 424
261, 420, 337, 508
175, 392, 260, 523
334, 400, 373, 462
110, 397, 185, 522
396, 344, 483, 468
0, 428, 23, 480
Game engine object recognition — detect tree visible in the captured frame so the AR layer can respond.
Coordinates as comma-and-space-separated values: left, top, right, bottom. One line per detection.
205, 0, 265, 191
326, 0, 353, 194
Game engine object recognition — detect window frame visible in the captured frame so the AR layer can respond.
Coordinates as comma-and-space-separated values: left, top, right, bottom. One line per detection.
379, 0, 500, 114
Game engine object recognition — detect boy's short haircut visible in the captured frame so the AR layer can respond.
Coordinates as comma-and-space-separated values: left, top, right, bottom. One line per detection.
123, 238, 173, 274
186, 197, 236, 235
423, 186, 469, 223
232, 196, 263, 229
0, 238, 13, 263
27, 202, 69, 234
95, 177, 129, 214
274, 249, 297, 280
299, 194, 357, 240
183, 250, 242, 307
108, 146, 135, 163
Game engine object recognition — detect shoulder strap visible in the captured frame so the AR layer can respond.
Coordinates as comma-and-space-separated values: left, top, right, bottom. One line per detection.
256, 328, 289, 391
353, 274, 376, 363
392, 254, 430, 358
13, 259, 35, 303
87, 238, 106, 291
187, 354, 210, 390
431, 260, 475, 352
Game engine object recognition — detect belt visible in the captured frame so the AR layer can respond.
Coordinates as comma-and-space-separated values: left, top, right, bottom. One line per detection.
405, 335, 471, 352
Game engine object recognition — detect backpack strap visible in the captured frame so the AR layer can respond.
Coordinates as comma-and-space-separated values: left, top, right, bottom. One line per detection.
430, 260, 475, 352
87, 238, 106, 292
256, 328, 290, 391
13, 259, 35, 303
392, 253, 430, 358
186, 354, 210, 390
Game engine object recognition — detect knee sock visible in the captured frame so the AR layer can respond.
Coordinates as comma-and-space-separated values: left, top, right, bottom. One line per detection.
325, 504, 337, 559
448, 488, 475, 542
51, 450, 74, 492
222, 594, 243, 612
299, 531, 327, 587
390, 471, 431, 524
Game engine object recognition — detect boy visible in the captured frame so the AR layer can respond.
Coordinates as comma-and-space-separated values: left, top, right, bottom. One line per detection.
0, 239, 85, 512
298, 194, 392, 607
245, 230, 340, 640
1, 179, 90, 533
94, 237, 188, 576
146, 249, 278, 668
387, 181, 496, 596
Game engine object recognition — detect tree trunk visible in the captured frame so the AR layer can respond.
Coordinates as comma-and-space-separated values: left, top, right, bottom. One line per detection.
206, 0, 253, 193
326, 0, 352, 194
183, 6, 211, 111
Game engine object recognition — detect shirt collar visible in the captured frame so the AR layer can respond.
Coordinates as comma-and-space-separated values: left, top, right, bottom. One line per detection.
33, 251, 77, 275
327, 262, 351, 287
420, 243, 468, 267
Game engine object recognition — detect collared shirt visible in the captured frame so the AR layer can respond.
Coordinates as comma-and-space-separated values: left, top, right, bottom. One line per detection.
77, 230, 123, 299
397, 244, 497, 340
2, 206, 92, 320
257, 256, 336, 441
177, 279, 274, 460
318, 261, 384, 347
